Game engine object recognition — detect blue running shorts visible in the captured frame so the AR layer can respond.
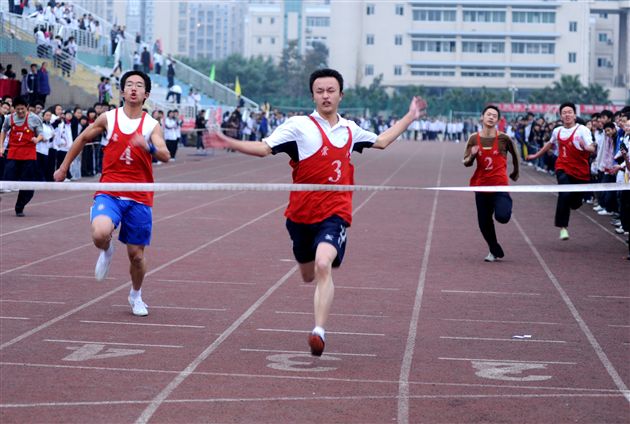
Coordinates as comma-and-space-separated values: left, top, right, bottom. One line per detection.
285, 215, 349, 268
91, 194, 153, 246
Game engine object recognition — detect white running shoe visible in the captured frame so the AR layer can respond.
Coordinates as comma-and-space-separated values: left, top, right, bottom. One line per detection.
128, 295, 148, 316
484, 252, 497, 262
593, 205, 604, 212
560, 228, 569, 240
94, 243, 114, 281
597, 209, 613, 216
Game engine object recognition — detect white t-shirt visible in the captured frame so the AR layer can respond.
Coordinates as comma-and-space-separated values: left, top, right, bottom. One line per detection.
550, 124, 593, 150
263, 111, 377, 161
102, 108, 158, 147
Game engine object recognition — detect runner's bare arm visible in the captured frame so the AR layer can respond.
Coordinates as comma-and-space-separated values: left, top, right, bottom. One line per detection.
373, 96, 427, 149
53, 113, 108, 181
215, 129, 272, 157
130, 124, 170, 163
526, 141, 553, 161
462, 139, 478, 167
507, 137, 520, 181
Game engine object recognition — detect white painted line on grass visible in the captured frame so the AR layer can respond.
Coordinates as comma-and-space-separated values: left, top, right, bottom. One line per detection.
441, 290, 540, 296
513, 216, 630, 404
441, 318, 562, 326
79, 320, 204, 329
44, 339, 183, 348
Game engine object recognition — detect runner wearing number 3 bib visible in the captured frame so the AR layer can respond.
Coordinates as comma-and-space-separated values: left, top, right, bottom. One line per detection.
216, 68, 427, 356
464, 105, 520, 263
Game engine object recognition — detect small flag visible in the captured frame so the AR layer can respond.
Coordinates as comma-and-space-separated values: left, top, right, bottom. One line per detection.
209, 64, 215, 82
234, 76, 241, 96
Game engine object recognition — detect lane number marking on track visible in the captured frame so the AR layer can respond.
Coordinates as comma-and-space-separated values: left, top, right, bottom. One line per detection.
266, 353, 340, 372
62, 344, 145, 361
471, 360, 552, 382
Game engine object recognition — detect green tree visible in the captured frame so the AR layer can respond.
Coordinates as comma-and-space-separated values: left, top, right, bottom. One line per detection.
528, 74, 610, 104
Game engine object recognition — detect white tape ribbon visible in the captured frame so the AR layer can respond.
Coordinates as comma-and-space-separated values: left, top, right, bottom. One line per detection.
0, 181, 627, 193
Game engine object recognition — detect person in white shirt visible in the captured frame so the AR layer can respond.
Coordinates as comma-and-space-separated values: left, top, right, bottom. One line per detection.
162, 109, 178, 160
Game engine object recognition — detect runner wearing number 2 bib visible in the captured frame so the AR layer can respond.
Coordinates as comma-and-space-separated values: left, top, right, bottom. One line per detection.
215, 68, 427, 356
464, 105, 520, 263
54, 71, 170, 317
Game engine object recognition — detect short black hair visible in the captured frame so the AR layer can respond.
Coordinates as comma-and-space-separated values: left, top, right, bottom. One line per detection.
120, 70, 151, 93
559, 102, 576, 114
482, 105, 501, 119
603, 122, 616, 130
13, 96, 28, 107
309, 68, 343, 95
600, 109, 614, 120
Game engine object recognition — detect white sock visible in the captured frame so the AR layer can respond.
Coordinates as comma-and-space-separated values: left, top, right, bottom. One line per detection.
312, 326, 325, 339
130, 289, 141, 299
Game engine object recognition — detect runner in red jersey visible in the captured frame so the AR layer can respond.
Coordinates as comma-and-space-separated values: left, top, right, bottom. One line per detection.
54, 71, 170, 316
0, 96, 43, 217
214, 68, 427, 356
527, 102, 596, 240
463, 105, 519, 262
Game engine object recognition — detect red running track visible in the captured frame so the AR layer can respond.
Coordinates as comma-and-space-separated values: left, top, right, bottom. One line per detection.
0, 143, 628, 423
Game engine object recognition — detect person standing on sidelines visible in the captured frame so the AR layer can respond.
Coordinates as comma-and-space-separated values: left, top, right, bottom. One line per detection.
0, 96, 44, 216
54, 71, 170, 316
463, 105, 519, 262
526, 102, 596, 240
214, 68, 426, 356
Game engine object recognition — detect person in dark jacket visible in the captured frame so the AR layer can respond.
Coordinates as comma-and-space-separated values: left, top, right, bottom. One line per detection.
36, 62, 51, 106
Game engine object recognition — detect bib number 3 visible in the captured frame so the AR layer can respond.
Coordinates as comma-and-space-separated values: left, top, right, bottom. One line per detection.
329, 160, 342, 183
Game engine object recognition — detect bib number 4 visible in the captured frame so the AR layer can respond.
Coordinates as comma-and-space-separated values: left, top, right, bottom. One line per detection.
119, 146, 133, 165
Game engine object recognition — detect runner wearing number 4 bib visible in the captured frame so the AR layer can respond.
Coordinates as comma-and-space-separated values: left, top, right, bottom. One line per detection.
464, 105, 520, 263
54, 71, 170, 317
215, 68, 427, 356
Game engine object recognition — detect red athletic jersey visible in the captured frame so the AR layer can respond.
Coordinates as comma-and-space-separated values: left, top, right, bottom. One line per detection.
555, 126, 590, 181
285, 116, 354, 225
7, 113, 37, 160
96, 108, 154, 206
470, 132, 508, 187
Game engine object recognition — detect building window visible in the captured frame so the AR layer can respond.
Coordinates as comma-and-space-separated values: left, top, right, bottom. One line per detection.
410, 67, 455, 77
271, 37, 275, 45
597, 57, 611, 68
412, 39, 456, 53
568, 52, 576, 63
462, 41, 504, 54
257, 37, 262, 44
463, 10, 506, 23
394, 34, 403, 46
394, 65, 402, 75
367, 4, 375, 15
412, 9, 456, 22
306, 16, 330, 27
513, 11, 555, 24
511, 42, 555, 55
365, 64, 374, 76
366, 34, 374, 45
598, 33, 608, 42
599, 12, 608, 19
461, 68, 505, 78
270, 17, 275, 24
395, 4, 404, 16
257, 17, 262, 24
569, 21, 577, 32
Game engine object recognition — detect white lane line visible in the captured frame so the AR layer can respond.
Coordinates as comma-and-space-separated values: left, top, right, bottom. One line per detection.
44, 339, 183, 348
0, 316, 29, 320
240, 348, 377, 357
257, 328, 385, 337
0, 192, 85, 214
152, 279, 255, 286
513, 216, 630, 404
608, 325, 630, 328
442, 318, 562, 326
0, 299, 65, 305
2, 393, 627, 409
275, 311, 388, 319
134, 265, 299, 424
0, 199, 287, 351
112, 304, 226, 312
440, 336, 567, 344
438, 357, 577, 365
0, 213, 85, 237
79, 320, 205, 329
398, 146, 443, 424
587, 295, 630, 300
331, 286, 399, 291
20, 274, 103, 279
2, 361, 623, 393
441, 290, 540, 296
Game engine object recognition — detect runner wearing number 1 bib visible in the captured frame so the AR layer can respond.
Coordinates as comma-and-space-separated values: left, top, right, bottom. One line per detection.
215, 68, 427, 356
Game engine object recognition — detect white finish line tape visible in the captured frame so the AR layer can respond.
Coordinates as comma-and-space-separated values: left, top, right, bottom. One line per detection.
0, 181, 628, 193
